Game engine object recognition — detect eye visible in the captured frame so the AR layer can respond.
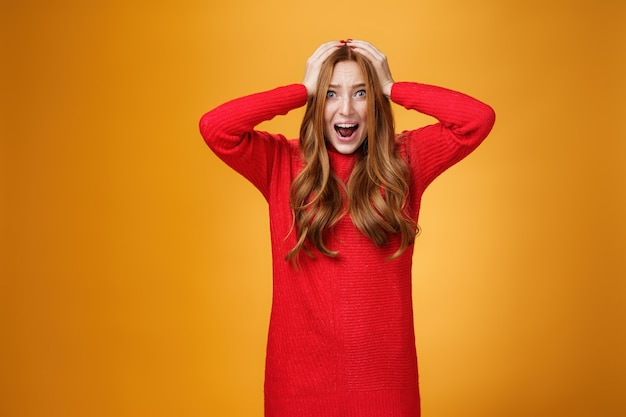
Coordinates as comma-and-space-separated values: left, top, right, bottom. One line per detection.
326, 91, 337, 99
355, 89, 366, 98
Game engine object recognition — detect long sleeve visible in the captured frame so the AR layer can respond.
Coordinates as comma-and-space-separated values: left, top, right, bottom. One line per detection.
391, 82, 496, 190
199, 84, 308, 199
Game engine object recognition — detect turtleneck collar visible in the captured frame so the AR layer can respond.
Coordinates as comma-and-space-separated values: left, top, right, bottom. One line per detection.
326, 145, 361, 182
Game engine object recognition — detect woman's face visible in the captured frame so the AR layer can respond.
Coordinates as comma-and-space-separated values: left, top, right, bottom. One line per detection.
323, 60, 368, 155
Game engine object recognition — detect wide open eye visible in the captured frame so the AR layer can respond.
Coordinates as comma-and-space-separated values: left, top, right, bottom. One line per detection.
354, 89, 366, 99
326, 91, 337, 99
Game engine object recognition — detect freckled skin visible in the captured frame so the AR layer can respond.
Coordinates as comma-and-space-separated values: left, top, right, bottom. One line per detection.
323, 61, 369, 154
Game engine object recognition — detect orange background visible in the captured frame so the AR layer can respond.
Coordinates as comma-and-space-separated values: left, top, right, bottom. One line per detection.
2, 1, 625, 416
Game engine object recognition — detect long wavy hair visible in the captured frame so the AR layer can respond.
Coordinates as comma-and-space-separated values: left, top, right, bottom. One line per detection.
286, 45, 416, 261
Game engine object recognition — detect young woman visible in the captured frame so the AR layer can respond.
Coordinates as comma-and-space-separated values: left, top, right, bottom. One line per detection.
200, 39, 495, 417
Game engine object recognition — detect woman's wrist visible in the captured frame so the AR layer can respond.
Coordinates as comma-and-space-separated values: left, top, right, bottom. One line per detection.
382, 81, 394, 98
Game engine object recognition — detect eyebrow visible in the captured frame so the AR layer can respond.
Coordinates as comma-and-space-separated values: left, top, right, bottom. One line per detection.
328, 83, 367, 89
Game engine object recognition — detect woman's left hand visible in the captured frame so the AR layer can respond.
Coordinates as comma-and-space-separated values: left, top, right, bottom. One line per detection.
302, 41, 343, 97
348, 40, 395, 97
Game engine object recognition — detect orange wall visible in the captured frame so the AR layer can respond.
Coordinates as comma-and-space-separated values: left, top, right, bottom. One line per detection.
2, 1, 625, 416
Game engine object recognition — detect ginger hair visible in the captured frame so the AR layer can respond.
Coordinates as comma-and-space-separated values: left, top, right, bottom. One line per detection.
286, 45, 416, 261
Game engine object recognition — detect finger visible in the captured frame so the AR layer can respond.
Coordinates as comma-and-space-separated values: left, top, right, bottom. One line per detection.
347, 39, 380, 53
350, 40, 389, 69
347, 40, 394, 96
309, 41, 342, 63
348, 40, 385, 62
303, 41, 342, 96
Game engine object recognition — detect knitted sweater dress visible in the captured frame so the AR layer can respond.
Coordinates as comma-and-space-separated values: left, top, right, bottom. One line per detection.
199, 82, 495, 417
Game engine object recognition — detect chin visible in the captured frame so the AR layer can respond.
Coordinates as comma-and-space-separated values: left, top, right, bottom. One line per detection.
330, 138, 366, 155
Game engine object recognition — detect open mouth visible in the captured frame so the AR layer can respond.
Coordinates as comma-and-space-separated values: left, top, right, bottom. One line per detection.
334, 123, 358, 138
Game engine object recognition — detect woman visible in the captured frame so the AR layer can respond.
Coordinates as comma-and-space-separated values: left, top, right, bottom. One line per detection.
200, 39, 495, 417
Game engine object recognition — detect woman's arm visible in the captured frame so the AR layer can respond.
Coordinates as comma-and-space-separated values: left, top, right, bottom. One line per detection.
199, 84, 308, 198
392, 81, 496, 189
199, 84, 308, 153
199, 41, 342, 197
392, 82, 495, 145
348, 39, 495, 188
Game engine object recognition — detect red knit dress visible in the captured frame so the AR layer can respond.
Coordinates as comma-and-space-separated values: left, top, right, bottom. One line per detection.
200, 82, 495, 417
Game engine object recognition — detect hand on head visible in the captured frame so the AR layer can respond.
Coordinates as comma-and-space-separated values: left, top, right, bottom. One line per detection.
346, 40, 394, 98
302, 41, 343, 97
302, 39, 395, 98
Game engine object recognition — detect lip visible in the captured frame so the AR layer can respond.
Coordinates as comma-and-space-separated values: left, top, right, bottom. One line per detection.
333, 122, 360, 142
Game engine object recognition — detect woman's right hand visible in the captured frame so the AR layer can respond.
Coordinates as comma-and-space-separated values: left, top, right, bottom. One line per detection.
302, 41, 342, 97
347, 40, 394, 98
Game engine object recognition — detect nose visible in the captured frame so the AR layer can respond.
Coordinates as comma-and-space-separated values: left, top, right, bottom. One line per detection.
339, 96, 354, 115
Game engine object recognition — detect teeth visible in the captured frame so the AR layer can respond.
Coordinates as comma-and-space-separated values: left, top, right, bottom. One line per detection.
336, 123, 357, 128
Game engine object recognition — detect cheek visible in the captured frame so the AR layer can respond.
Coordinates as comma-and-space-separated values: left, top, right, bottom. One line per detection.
358, 104, 368, 133
323, 109, 331, 126
323, 105, 334, 133
324, 101, 335, 120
